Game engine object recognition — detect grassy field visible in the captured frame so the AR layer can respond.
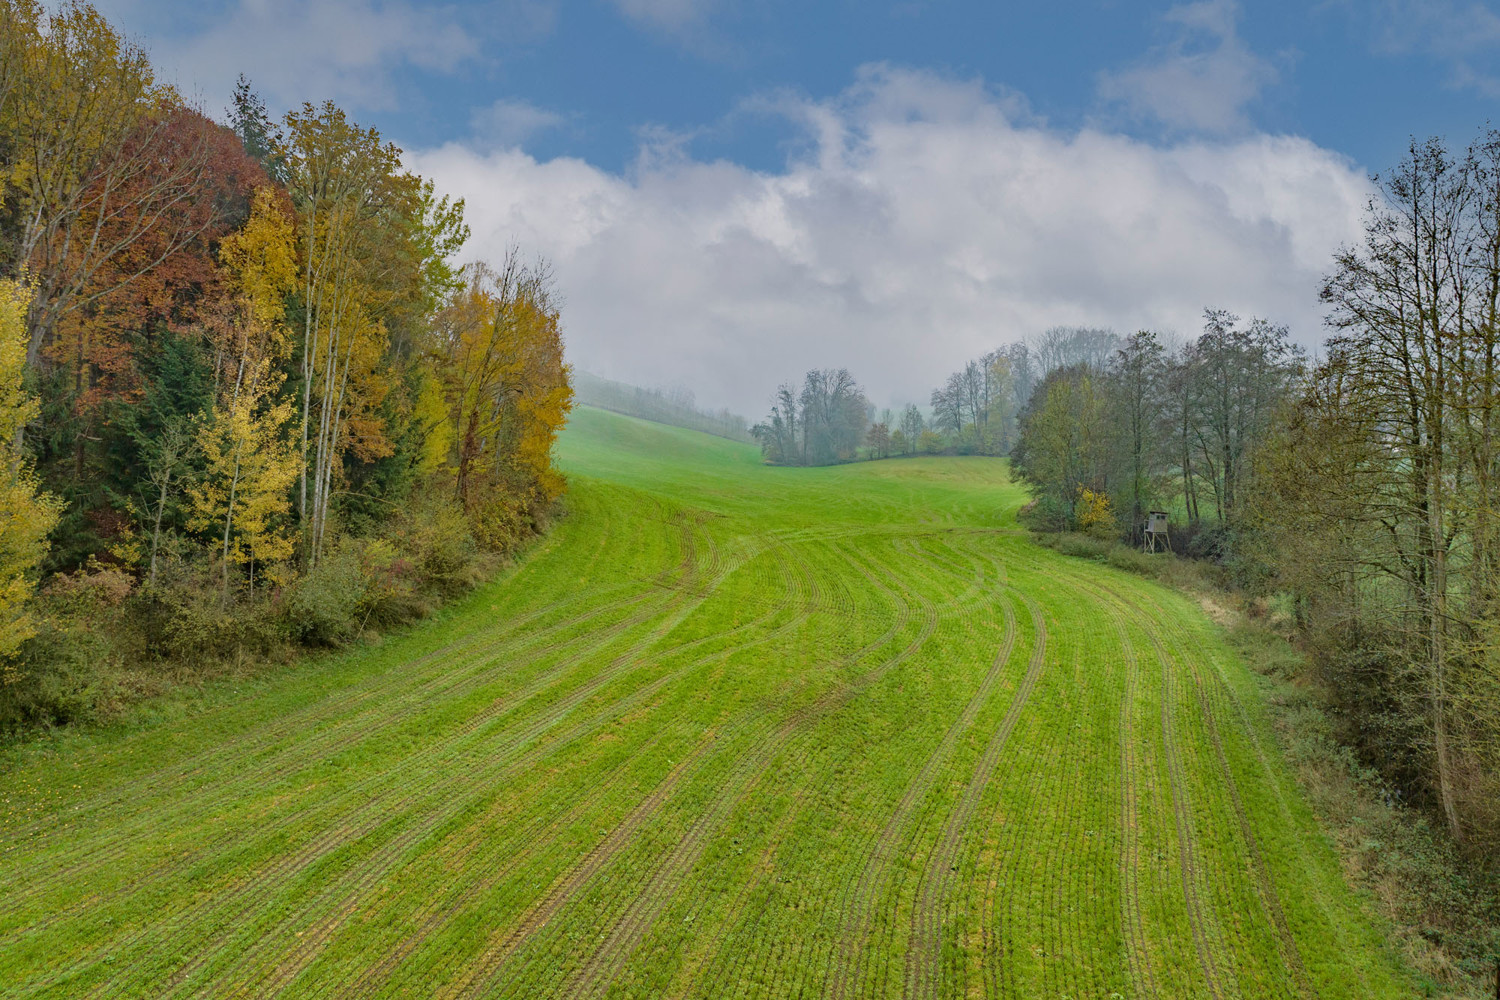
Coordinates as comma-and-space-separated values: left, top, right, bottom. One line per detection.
0, 405, 1415, 998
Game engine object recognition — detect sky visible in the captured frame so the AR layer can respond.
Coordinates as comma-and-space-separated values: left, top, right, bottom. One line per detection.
91, 0, 1500, 414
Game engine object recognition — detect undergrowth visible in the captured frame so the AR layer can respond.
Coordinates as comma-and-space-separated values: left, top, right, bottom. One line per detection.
0, 491, 555, 737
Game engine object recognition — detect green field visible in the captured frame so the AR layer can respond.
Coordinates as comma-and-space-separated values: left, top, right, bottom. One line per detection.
1, 406, 1413, 998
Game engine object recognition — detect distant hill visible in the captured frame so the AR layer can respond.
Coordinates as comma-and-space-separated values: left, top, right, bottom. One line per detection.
573, 370, 753, 442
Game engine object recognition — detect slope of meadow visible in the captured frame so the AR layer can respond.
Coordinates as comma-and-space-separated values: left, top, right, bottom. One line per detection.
0, 405, 1413, 998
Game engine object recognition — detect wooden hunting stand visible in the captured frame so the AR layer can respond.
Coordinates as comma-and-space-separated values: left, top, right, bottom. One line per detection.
1142, 511, 1171, 554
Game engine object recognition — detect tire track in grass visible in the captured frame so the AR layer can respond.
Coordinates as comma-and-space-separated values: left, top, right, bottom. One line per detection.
382, 533, 807, 997
1126, 568, 1382, 994
28, 586, 687, 992
333, 732, 667, 998
903, 590, 1047, 1000
487, 536, 921, 996
828, 539, 1002, 1000
309, 543, 815, 998
826, 534, 1005, 998
829, 592, 1016, 1000
472, 541, 822, 1000
496, 533, 936, 1000
277, 641, 758, 999
1103, 583, 1314, 1000
565, 539, 904, 1000
715, 534, 957, 1000
437, 536, 868, 1000
1034, 572, 1159, 999
1101, 587, 1160, 999
1066, 575, 1228, 1000
50, 523, 749, 999
175, 535, 763, 998
798, 535, 1010, 999
687, 539, 918, 1000
0, 490, 693, 852
1043, 615, 1124, 1000
976, 586, 1068, 1000
1156, 617, 1310, 998
668, 795, 801, 998
1141, 591, 1228, 1000
434, 743, 710, 1000
3, 498, 703, 900
4, 586, 673, 924
851, 538, 1013, 1000
544, 543, 830, 999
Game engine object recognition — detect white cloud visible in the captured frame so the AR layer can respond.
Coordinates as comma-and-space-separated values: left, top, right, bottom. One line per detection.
470, 98, 566, 150
608, 0, 716, 33
1363, 0, 1500, 95
409, 66, 1373, 416
1370, 0, 1500, 55
95, 0, 480, 113
1098, 0, 1277, 134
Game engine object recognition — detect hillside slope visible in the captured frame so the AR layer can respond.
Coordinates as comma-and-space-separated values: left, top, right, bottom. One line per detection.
0, 405, 1412, 997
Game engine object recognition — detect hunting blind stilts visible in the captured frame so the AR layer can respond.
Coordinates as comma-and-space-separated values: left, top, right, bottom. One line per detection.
1143, 511, 1171, 554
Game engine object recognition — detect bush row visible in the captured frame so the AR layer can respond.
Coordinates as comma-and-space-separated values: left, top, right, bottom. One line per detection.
0, 489, 545, 734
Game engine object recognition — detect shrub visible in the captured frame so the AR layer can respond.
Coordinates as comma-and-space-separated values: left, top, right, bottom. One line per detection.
390, 490, 481, 595
0, 478, 512, 733
281, 543, 369, 647
1055, 533, 1112, 560
1075, 488, 1117, 539
355, 537, 425, 629
1172, 520, 1232, 562
1019, 495, 1071, 532
1104, 546, 1153, 575
467, 484, 538, 554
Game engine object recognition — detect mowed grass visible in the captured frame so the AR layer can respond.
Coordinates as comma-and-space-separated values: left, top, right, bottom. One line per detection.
0, 405, 1415, 998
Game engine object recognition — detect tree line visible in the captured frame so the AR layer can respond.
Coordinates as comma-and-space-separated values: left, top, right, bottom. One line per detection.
1011, 315, 1300, 541
750, 328, 1127, 466
752, 368, 871, 465
1009, 136, 1500, 862
749, 139, 1500, 872
0, 1, 573, 729
575, 371, 751, 442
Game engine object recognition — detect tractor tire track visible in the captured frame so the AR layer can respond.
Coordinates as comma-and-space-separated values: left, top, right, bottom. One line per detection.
315, 545, 816, 997
168, 537, 759, 998
830, 590, 1016, 1000
903, 590, 1047, 1000
495, 535, 936, 999
57, 526, 751, 998
1103, 583, 1314, 1000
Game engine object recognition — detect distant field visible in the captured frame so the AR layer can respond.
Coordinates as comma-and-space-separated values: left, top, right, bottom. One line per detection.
0, 405, 1413, 998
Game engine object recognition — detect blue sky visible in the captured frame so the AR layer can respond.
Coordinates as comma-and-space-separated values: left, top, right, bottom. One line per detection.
95, 0, 1500, 412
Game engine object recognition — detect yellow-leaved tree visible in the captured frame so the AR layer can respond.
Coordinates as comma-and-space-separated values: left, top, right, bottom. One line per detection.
0, 277, 61, 673
433, 254, 572, 550
1076, 487, 1116, 538
191, 187, 300, 599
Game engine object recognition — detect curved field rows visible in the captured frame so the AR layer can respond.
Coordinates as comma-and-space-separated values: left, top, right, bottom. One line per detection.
1, 406, 1416, 998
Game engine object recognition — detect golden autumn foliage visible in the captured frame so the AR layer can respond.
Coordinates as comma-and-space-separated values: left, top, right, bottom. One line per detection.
217, 186, 297, 336
0, 279, 61, 672
434, 255, 572, 549
189, 185, 301, 598
1075, 487, 1116, 538
0, 9, 573, 727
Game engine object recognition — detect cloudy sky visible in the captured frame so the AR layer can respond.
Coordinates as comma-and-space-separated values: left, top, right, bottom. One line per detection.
93, 0, 1500, 413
